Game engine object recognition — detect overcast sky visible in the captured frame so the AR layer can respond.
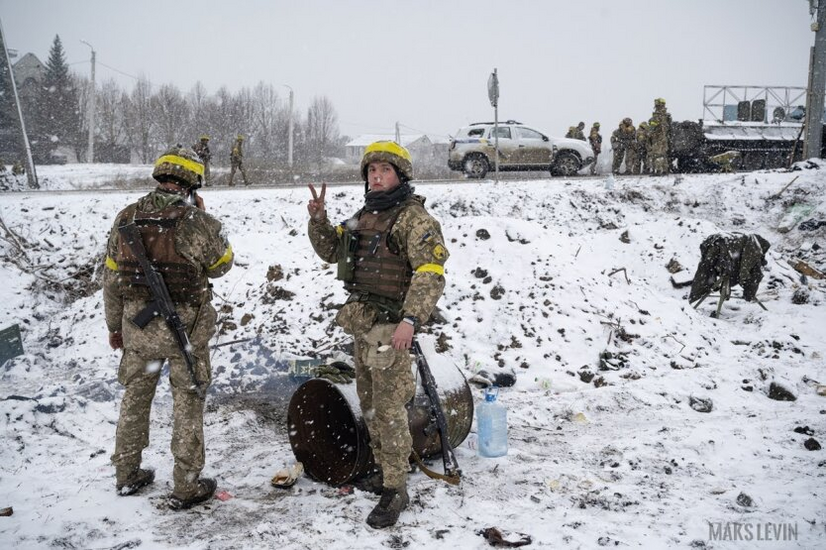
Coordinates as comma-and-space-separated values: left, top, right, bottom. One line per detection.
0, 0, 816, 141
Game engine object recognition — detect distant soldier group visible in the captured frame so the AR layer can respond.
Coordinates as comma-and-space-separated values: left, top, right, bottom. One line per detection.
609, 98, 672, 176
570, 98, 673, 176
189, 133, 252, 186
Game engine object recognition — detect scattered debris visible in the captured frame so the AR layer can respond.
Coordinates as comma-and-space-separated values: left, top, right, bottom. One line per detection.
735, 492, 755, 508
607, 267, 630, 284
794, 426, 814, 436
666, 258, 684, 274
791, 288, 810, 305
271, 462, 305, 489
619, 230, 630, 244
789, 259, 824, 280
0, 507, 12, 516
266, 264, 284, 282
476, 228, 491, 240
767, 382, 797, 402
689, 396, 713, 413
804, 438, 822, 451
478, 527, 532, 547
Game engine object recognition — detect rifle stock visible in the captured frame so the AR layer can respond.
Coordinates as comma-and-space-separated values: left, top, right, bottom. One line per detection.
118, 222, 205, 398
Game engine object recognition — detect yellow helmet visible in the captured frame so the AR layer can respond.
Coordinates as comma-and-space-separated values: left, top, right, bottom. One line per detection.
655, 98, 666, 106
152, 146, 204, 187
360, 141, 413, 182
237, 134, 245, 141
199, 134, 210, 141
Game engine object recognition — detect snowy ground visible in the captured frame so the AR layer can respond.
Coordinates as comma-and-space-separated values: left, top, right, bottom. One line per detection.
1, 164, 825, 549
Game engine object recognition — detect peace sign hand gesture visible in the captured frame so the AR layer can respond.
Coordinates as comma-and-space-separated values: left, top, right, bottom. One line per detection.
307, 183, 327, 221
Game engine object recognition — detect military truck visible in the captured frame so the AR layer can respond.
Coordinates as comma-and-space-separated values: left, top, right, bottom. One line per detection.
670, 85, 823, 172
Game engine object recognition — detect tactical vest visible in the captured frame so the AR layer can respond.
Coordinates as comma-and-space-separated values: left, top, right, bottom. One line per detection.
116, 204, 207, 306
342, 203, 413, 304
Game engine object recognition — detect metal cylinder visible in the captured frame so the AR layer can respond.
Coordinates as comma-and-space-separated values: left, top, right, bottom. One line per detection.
287, 358, 473, 486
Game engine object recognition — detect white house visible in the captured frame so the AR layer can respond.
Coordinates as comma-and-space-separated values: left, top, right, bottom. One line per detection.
345, 134, 434, 165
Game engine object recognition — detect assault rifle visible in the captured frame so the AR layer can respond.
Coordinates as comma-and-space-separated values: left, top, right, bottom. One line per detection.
118, 222, 206, 398
411, 339, 461, 485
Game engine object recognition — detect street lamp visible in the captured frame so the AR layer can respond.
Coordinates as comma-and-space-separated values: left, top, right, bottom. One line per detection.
282, 84, 294, 169
80, 39, 95, 163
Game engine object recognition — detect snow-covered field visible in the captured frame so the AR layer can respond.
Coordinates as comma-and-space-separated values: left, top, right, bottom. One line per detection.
1, 164, 825, 549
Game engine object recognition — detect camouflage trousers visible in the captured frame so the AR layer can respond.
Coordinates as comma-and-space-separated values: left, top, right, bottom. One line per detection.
590, 152, 599, 175
353, 323, 415, 490
203, 162, 211, 186
626, 146, 639, 175
111, 301, 215, 498
228, 161, 248, 186
612, 144, 627, 174
650, 139, 669, 175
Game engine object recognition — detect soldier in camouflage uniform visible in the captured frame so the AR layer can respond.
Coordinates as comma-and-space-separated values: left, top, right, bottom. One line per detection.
228, 134, 249, 186
103, 146, 234, 509
307, 141, 448, 529
648, 98, 672, 175
611, 118, 636, 174
193, 135, 212, 186
588, 122, 602, 175
566, 121, 586, 141
633, 121, 650, 175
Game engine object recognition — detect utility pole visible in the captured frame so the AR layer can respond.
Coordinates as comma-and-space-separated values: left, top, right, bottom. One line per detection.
488, 68, 500, 184
0, 16, 37, 188
804, 0, 826, 159
81, 40, 95, 163
283, 84, 294, 169
395, 121, 401, 145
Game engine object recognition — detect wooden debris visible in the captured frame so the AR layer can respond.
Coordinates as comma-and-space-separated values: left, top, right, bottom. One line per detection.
789, 259, 824, 280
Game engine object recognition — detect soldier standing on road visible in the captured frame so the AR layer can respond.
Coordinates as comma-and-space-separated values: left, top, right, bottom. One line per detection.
228, 134, 250, 186
193, 135, 212, 186
611, 118, 636, 174
103, 146, 234, 510
649, 98, 672, 175
588, 122, 602, 175
635, 122, 650, 175
307, 141, 449, 529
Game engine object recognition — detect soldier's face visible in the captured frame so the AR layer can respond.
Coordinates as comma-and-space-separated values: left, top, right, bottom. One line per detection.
367, 162, 400, 192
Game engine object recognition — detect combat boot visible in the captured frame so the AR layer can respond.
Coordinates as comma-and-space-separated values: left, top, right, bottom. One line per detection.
116, 468, 155, 496
366, 485, 409, 528
168, 478, 217, 511
353, 466, 383, 495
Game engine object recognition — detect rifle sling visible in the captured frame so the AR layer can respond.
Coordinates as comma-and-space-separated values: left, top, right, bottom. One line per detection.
411, 450, 461, 486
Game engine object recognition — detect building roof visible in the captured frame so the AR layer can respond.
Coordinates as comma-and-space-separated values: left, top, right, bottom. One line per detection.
345, 134, 431, 147
13, 53, 45, 84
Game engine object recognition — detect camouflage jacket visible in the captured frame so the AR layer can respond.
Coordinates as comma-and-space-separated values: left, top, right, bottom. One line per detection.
308, 194, 448, 325
688, 233, 770, 303
230, 142, 243, 163
103, 189, 234, 333
193, 141, 211, 163
611, 124, 636, 146
588, 128, 602, 154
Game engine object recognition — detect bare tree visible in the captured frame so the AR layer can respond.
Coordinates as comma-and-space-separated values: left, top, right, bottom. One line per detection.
251, 81, 281, 161
305, 95, 340, 164
97, 79, 126, 148
152, 83, 189, 148
123, 76, 154, 163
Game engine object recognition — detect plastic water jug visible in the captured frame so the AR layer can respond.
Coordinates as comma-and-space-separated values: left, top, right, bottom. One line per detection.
477, 387, 507, 457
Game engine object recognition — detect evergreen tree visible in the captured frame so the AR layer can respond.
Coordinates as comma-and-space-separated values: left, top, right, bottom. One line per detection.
35, 35, 81, 160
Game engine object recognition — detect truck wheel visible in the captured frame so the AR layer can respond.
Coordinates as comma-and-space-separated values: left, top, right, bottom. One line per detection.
463, 155, 489, 179
551, 152, 581, 177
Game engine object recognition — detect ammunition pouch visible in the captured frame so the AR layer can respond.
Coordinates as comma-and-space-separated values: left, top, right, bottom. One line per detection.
336, 229, 359, 283
346, 292, 403, 325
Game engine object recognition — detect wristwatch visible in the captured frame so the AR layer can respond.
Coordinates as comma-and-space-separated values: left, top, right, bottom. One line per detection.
401, 315, 420, 330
